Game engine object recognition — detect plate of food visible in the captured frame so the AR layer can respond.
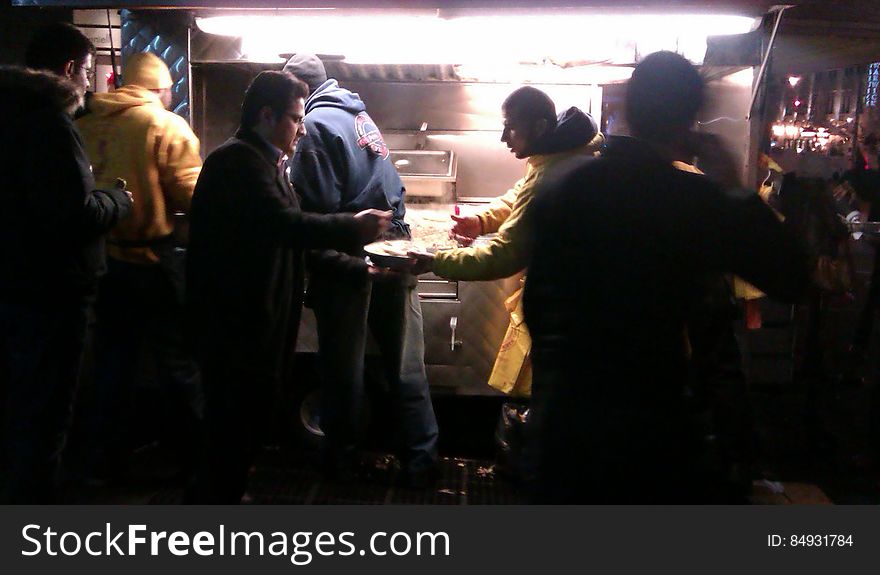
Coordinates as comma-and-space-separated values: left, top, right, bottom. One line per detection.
364, 240, 431, 270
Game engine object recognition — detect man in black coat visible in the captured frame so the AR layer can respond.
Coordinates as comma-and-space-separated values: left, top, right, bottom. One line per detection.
186, 71, 390, 503
0, 23, 133, 503
522, 51, 811, 503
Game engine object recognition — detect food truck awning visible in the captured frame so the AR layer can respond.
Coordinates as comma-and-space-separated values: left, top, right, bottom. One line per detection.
772, 3, 880, 73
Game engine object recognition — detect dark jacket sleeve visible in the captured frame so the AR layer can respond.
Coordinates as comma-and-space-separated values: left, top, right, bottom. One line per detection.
28, 113, 131, 237
236, 145, 363, 251
702, 183, 810, 302
305, 249, 369, 280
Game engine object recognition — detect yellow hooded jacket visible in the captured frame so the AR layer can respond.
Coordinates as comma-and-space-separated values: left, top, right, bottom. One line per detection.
433, 132, 604, 396
77, 85, 201, 264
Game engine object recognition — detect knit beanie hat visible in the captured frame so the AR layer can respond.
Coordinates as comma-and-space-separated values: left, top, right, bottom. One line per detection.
123, 52, 173, 90
283, 53, 327, 94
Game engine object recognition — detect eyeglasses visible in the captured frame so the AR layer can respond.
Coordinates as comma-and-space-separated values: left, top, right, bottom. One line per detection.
76, 62, 96, 87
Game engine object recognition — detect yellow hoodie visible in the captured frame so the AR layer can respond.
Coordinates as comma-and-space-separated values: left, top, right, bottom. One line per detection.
77, 85, 201, 264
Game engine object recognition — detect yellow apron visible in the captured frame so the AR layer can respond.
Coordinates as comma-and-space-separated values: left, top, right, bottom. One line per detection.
487, 284, 532, 397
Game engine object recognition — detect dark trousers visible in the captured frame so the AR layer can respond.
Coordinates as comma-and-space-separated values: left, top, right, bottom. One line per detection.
525, 350, 709, 504
86, 253, 203, 475
191, 362, 276, 504
0, 295, 91, 503
310, 274, 438, 473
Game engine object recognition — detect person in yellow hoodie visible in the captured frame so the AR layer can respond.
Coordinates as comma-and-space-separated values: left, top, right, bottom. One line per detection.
76, 52, 203, 484
410, 87, 603, 397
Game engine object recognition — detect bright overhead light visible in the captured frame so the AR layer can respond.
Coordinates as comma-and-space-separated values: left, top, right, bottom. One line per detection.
197, 14, 446, 63
195, 12, 756, 67
788, 76, 801, 87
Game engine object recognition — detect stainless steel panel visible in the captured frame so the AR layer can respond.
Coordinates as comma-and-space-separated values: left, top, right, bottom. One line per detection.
394, 149, 458, 199
390, 150, 456, 178
191, 67, 596, 200
387, 131, 523, 200
700, 72, 754, 187
417, 279, 458, 300
416, 275, 522, 393
342, 81, 597, 132
419, 299, 464, 367
457, 276, 523, 388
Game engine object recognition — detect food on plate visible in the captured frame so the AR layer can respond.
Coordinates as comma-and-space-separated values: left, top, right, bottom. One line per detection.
364, 240, 431, 270
366, 240, 413, 258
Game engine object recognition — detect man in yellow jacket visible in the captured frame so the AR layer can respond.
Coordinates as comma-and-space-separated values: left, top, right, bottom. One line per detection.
76, 52, 203, 483
411, 87, 603, 396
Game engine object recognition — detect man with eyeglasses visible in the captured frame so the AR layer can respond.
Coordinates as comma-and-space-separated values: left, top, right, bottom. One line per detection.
186, 71, 391, 502
0, 22, 133, 502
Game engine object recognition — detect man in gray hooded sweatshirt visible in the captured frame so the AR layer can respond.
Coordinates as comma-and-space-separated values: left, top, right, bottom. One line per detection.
284, 54, 438, 485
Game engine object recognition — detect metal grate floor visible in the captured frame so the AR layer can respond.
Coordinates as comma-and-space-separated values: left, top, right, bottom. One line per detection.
239, 449, 524, 505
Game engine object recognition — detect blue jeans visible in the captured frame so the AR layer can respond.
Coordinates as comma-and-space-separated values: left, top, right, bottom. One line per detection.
310, 273, 438, 473
1, 295, 91, 503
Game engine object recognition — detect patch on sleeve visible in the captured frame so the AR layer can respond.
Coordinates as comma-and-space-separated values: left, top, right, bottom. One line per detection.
355, 111, 389, 159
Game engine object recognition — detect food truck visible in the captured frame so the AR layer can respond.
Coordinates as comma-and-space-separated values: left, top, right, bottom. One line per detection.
20, 1, 815, 397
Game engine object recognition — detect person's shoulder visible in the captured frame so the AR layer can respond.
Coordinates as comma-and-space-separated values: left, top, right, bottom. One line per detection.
671, 166, 724, 195
157, 108, 197, 137
39, 110, 80, 141
304, 108, 349, 133
530, 155, 604, 213
204, 137, 258, 167
544, 153, 605, 187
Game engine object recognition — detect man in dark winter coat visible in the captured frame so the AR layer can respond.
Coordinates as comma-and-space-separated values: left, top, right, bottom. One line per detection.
0, 23, 133, 503
522, 51, 810, 503
186, 71, 390, 503
284, 54, 438, 483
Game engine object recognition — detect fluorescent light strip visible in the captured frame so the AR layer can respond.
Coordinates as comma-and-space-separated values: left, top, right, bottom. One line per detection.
196, 13, 756, 66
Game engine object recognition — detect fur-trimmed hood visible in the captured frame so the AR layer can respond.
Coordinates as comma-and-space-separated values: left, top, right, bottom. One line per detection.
0, 65, 83, 117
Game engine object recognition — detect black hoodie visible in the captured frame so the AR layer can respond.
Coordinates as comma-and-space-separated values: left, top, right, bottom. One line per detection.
0, 66, 132, 301
531, 106, 599, 156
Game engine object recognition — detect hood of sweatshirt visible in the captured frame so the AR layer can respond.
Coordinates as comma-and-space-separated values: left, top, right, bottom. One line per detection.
86, 84, 163, 117
532, 107, 599, 156
305, 79, 366, 116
